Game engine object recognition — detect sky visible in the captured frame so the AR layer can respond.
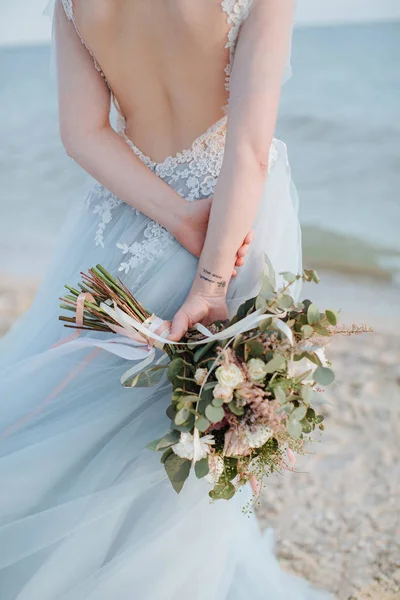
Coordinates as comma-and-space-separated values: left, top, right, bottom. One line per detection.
0, 0, 400, 46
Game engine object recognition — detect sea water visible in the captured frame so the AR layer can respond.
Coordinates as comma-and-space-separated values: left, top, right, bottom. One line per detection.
0, 22, 399, 280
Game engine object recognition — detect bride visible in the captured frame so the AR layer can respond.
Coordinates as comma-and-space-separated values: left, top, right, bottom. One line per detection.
0, 1, 333, 598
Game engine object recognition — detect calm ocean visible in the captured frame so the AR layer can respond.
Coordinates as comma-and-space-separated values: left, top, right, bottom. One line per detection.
0, 22, 399, 280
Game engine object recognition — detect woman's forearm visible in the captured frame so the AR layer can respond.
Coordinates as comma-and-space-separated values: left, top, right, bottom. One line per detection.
192, 0, 294, 296
193, 145, 269, 294
63, 125, 187, 235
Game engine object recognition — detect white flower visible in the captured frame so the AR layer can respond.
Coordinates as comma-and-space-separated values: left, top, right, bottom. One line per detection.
246, 424, 273, 449
172, 430, 214, 462
205, 454, 225, 484
213, 384, 233, 404
224, 424, 273, 457
216, 364, 244, 389
289, 348, 328, 382
194, 368, 208, 386
247, 358, 268, 382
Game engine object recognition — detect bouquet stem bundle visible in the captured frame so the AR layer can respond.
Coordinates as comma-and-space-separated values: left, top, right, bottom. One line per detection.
60, 265, 152, 333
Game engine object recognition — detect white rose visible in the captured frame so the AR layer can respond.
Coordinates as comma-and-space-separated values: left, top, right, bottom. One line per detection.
216, 364, 244, 389
194, 368, 208, 386
247, 358, 268, 382
213, 384, 233, 403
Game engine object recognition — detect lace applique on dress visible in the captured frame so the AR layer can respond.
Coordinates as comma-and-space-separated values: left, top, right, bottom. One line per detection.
119, 116, 228, 202
116, 223, 175, 275
85, 183, 122, 248
222, 0, 254, 90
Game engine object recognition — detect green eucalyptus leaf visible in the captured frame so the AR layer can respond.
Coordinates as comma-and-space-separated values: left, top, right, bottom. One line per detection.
256, 295, 267, 310
301, 325, 314, 339
296, 369, 313, 383
315, 414, 325, 424
262, 254, 277, 290
290, 406, 307, 421
313, 366, 335, 386
287, 419, 302, 439
245, 340, 265, 359
311, 391, 330, 406
164, 454, 191, 494
264, 354, 286, 374
232, 298, 257, 322
180, 395, 200, 404
212, 397, 225, 408
325, 310, 338, 326
229, 400, 245, 416
277, 294, 294, 309
274, 385, 287, 405
195, 416, 211, 432
121, 364, 168, 388
313, 324, 331, 337
259, 317, 273, 333
209, 480, 236, 501
280, 271, 297, 284
300, 418, 312, 434
175, 408, 191, 426
205, 404, 225, 423
167, 358, 185, 382
160, 448, 173, 464
306, 407, 316, 421
166, 404, 177, 420
146, 438, 163, 451
156, 429, 181, 451
301, 385, 314, 405
303, 269, 320, 284
193, 341, 217, 364
195, 457, 210, 479
307, 304, 320, 325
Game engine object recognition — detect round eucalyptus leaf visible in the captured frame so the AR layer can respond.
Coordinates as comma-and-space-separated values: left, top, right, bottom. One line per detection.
307, 303, 320, 325
212, 397, 225, 408
195, 457, 210, 479
287, 419, 302, 439
290, 406, 307, 422
313, 366, 335, 386
205, 404, 225, 424
195, 416, 211, 432
325, 309, 338, 326
174, 407, 191, 426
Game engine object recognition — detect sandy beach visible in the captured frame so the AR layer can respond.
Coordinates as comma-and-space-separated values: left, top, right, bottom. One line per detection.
0, 273, 399, 600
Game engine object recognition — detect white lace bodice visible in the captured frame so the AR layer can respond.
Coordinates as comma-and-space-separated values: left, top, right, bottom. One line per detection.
60, 0, 280, 275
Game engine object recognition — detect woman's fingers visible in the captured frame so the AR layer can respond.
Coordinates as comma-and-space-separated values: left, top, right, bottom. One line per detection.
244, 231, 254, 245
169, 309, 190, 342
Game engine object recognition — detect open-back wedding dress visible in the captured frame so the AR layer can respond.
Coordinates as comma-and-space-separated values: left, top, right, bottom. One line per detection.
0, 1, 333, 598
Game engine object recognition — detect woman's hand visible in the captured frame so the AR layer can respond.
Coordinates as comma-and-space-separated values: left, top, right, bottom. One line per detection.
173, 199, 253, 276
169, 293, 228, 342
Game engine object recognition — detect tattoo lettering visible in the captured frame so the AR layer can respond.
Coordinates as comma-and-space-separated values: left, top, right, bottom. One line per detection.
199, 269, 227, 289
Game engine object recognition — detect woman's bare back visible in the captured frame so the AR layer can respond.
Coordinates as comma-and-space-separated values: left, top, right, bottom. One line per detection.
71, 0, 231, 162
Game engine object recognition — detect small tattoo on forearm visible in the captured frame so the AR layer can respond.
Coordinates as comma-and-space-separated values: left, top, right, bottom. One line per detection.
199, 269, 227, 289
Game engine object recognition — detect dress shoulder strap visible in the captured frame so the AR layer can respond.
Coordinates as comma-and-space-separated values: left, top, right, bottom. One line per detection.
60, 0, 74, 20
221, 0, 254, 90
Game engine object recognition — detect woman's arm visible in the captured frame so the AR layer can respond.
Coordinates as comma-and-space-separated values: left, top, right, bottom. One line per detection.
54, 3, 197, 251
170, 0, 295, 339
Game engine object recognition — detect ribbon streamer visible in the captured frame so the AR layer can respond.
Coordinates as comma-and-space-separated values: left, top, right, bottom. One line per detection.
55, 296, 294, 383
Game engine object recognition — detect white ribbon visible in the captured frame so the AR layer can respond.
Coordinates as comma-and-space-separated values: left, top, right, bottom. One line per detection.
58, 304, 293, 377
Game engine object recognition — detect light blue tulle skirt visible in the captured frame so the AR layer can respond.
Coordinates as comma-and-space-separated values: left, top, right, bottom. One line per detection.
0, 140, 333, 599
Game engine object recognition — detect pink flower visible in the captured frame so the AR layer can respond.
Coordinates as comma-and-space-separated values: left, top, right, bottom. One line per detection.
213, 384, 233, 404
287, 448, 296, 467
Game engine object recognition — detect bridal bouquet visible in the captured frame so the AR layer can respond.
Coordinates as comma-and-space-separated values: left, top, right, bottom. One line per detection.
60, 260, 348, 502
